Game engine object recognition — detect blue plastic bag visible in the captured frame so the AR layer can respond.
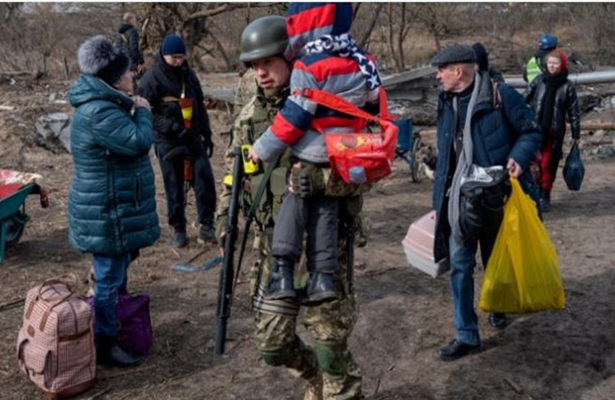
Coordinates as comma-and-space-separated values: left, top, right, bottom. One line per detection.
563, 142, 584, 191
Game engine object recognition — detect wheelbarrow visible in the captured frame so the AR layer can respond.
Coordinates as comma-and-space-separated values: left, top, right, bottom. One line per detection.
394, 118, 425, 183
0, 169, 49, 263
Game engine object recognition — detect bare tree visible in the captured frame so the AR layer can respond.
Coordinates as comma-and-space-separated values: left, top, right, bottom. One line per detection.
352, 3, 384, 50
384, 4, 415, 72
415, 3, 459, 52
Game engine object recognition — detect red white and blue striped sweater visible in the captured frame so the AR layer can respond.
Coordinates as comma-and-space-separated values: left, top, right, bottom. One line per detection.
253, 2, 381, 164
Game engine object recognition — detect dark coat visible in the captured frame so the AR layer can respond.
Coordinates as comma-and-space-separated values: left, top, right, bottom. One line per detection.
433, 71, 542, 261
116, 23, 144, 68
137, 54, 213, 147
68, 74, 160, 255
524, 74, 581, 173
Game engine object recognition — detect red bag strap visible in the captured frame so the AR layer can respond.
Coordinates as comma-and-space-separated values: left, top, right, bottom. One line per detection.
379, 87, 390, 120
294, 87, 393, 125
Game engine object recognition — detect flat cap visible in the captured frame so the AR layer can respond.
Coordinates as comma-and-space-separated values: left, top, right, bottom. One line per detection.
431, 44, 477, 67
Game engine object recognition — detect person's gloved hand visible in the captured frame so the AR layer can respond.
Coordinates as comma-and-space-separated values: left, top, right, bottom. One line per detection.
291, 162, 325, 198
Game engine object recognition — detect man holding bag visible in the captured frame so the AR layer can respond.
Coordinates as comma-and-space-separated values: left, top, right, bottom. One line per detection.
431, 45, 542, 361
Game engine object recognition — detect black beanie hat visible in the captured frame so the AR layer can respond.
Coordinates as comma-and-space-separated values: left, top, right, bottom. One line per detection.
161, 34, 186, 56
77, 35, 130, 86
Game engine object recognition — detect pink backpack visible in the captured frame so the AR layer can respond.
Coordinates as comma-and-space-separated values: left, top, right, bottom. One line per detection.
16, 277, 96, 399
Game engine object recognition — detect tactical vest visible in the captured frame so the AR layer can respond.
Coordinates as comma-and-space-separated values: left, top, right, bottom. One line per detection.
526, 56, 542, 83
241, 89, 291, 227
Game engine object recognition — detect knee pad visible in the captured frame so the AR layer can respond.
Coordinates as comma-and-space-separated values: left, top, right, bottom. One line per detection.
313, 341, 347, 378
259, 347, 293, 367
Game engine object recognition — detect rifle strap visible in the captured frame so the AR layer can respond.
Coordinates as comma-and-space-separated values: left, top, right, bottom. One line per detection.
247, 156, 280, 219
232, 155, 281, 299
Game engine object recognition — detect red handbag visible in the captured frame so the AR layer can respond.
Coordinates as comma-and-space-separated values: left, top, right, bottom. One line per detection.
296, 87, 398, 185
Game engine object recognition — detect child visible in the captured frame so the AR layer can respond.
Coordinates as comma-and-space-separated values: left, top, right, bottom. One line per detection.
250, 3, 382, 303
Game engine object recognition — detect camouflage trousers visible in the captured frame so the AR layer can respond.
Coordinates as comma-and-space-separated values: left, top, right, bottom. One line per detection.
251, 228, 363, 400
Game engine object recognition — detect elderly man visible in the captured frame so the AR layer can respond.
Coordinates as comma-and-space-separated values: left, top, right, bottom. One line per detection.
431, 45, 542, 361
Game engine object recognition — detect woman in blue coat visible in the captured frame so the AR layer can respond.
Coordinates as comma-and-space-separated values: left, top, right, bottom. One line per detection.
69, 36, 160, 367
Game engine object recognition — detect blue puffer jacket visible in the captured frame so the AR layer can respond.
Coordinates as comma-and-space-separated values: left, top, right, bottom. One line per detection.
68, 74, 160, 255
433, 71, 542, 261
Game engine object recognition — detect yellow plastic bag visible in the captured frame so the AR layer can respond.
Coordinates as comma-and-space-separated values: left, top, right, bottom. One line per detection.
479, 178, 565, 313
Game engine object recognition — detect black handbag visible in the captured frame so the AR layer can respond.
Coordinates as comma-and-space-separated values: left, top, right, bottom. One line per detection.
563, 142, 584, 191
459, 165, 511, 239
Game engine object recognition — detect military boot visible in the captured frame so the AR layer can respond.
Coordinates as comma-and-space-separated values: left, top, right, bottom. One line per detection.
305, 272, 341, 305
96, 335, 144, 368
265, 258, 296, 300
304, 372, 323, 400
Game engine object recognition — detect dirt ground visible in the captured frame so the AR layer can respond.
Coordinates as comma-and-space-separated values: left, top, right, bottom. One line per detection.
1, 77, 615, 400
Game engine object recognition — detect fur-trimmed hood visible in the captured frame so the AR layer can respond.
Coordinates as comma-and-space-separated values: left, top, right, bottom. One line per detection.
77, 35, 129, 85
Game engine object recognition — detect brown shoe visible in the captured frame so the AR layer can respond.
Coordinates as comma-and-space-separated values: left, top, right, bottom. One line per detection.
304, 373, 323, 400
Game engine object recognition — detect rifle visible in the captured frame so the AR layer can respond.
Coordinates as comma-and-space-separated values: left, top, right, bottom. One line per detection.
215, 147, 243, 355
215, 153, 279, 355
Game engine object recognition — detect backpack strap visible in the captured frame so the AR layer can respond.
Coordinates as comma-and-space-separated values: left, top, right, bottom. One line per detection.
492, 79, 502, 109
294, 87, 393, 125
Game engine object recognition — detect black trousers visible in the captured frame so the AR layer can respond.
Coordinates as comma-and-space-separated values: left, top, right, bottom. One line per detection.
155, 141, 216, 231
272, 193, 339, 273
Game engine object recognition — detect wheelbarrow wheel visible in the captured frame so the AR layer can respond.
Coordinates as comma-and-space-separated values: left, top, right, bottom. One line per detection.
5, 211, 27, 248
411, 136, 426, 183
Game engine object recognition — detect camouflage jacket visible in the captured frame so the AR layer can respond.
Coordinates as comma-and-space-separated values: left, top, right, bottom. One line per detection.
215, 85, 291, 236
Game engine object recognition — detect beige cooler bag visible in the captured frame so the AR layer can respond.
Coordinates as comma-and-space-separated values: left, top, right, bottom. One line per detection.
16, 277, 96, 399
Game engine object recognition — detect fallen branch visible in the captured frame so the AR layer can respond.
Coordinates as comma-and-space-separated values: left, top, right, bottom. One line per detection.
0, 298, 25, 312
503, 377, 523, 394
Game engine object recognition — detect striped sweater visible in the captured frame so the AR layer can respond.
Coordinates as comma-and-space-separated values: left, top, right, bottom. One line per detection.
253, 2, 381, 164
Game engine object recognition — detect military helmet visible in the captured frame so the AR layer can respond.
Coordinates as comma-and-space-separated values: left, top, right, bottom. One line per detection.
538, 34, 558, 50
239, 16, 288, 64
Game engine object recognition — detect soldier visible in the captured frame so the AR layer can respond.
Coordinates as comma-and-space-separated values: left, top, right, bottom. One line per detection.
215, 15, 364, 400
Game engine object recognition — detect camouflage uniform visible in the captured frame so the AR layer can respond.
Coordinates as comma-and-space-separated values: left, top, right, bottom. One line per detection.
215, 85, 364, 400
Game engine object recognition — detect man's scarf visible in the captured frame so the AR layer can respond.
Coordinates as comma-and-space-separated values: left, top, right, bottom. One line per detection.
448, 72, 482, 243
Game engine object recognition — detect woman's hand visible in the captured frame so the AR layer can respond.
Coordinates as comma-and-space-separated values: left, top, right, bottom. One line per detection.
134, 96, 151, 112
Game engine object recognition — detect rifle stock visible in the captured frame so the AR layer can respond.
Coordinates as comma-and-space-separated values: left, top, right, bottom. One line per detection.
215, 147, 243, 355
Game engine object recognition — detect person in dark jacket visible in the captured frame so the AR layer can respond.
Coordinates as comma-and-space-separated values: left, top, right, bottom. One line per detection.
69, 35, 160, 367
115, 12, 145, 77
138, 34, 217, 248
525, 49, 581, 212
431, 45, 542, 361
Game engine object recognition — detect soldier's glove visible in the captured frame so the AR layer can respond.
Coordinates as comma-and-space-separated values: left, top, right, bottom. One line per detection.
291, 162, 325, 198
